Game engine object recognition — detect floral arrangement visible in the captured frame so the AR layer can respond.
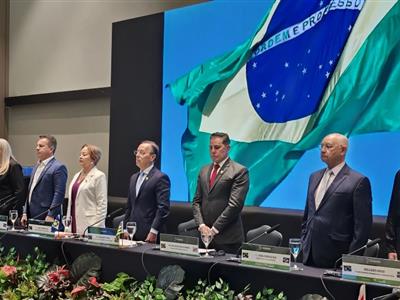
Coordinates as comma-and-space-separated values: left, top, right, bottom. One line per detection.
0, 246, 287, 300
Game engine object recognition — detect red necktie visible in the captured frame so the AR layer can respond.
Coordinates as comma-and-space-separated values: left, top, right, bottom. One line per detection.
209, 164, 220, 187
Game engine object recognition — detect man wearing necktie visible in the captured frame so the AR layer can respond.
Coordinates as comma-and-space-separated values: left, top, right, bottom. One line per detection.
192, 132, 249, 253
301, 133, 372, 267
21, 135, 67, 225
124, 140, 170, 243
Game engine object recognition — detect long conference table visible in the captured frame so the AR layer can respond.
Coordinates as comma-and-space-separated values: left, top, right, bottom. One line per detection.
0, 231, 393, 299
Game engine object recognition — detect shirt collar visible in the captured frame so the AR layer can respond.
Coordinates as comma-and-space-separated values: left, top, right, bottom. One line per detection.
328, 161, 345, 176
141, 163, 154, 176
39, 156, 54, 166
214, 156, 229, 168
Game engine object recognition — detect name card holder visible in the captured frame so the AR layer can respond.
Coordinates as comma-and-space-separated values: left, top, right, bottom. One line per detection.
342, 255, 400, 287
160, 233, 200, 257
86, 227, 118, 245
0, 215, 8, 231
28, 219, 53, 235
241, 243, 291, 271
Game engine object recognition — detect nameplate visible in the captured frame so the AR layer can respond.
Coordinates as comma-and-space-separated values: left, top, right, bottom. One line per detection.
342, 255, 400, 287
28, 219, 53, 235
0, 215, 8, 231
86, 227, 118, 245
241, 243, 291, 271
160, 233, 200, 257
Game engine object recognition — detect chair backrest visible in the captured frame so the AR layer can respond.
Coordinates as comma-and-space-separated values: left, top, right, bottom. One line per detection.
363, 239, 380, 257
112, 214, 125, 228
246, 225, 283, 247
177, 219, 199, 238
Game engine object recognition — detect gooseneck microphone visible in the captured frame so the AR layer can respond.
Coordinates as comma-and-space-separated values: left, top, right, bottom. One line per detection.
0, 195, 17, 209
333, 238, 381, 270
81, 207, 124, 238
230, 224, 281, 261
30, 202, 64, 220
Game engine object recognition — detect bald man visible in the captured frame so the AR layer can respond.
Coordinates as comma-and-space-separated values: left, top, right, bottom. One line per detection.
301, 133, 372, 268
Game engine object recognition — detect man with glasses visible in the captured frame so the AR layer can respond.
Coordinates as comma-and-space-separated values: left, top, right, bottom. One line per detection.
301, 133, 372, 267
123, 140, 170, 242
193, 132, 249, 254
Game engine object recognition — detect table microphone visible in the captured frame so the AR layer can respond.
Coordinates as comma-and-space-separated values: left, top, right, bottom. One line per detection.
229, 224, 281, 262
0, 195, 17, 209
333, 238, 381, 270
30, 202, 64, 220
374, 290, 400, 300
81, 207, 124, 238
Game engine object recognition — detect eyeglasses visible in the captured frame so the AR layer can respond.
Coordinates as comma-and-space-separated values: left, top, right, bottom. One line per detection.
134, 150, 154, 156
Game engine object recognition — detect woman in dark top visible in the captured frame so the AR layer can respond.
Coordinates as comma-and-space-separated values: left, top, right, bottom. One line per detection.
385, 170, 400, 260
0, 138, 25, 216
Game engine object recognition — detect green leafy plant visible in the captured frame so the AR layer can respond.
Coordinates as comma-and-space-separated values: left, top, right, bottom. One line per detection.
36, 265, 71, 299
185, 278, 238, 300
130, 276, 167, 300
156, 265, 185, 300
0, 246, 49, 299
255, 287, 287, 300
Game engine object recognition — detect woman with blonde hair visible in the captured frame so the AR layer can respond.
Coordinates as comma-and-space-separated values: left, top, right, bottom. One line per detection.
66, 144, 107, 234
0, 138, 25, 215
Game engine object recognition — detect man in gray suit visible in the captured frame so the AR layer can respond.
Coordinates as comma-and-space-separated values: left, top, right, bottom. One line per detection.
193, 132, 249, 253
301, 133, 372, 268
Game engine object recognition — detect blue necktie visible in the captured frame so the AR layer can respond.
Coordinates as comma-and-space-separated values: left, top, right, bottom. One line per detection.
136, 172, 146, 196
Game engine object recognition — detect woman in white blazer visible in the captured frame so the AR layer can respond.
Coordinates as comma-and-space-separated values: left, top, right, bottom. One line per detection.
67, 144, 107, 234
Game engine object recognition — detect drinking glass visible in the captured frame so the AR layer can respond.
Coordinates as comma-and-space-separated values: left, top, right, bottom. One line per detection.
126, 222, 137, 246
201, 233, 213, 257
62, 216, 72, 233
9, 210, 18, 231
289, 238, 303, 271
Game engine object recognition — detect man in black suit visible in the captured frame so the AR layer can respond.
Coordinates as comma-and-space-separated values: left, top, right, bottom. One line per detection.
193, 132, 249, 253
384, 170, 400, 260
124, 140, 170, 243
301, 133, 372, 268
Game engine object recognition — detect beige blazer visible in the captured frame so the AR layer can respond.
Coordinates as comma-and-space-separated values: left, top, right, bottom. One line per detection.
67, 167, 107, 234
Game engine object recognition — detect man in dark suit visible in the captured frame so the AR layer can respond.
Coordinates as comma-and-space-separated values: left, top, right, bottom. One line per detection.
301, 133, 372, 268
193, 132, 249, 254
384, 170, 400, 260
21, 135, 67, 224
124, 140, 170, 243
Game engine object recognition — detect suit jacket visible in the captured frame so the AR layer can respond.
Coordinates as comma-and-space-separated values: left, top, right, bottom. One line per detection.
384, 170, 400, 255
124, 167, 170, 241
192, 158, 249, 246
0, 158, 26, 215
301, 164, 372, 268
66, 167, 108, 234
24, 158, 67, 220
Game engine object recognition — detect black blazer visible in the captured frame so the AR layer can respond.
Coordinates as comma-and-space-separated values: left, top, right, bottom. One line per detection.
385, 170, 400, 255
301, 164, 372, 268
192, 158, 249, 246
124, 167, 170, 241
0, 158, 25, 215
